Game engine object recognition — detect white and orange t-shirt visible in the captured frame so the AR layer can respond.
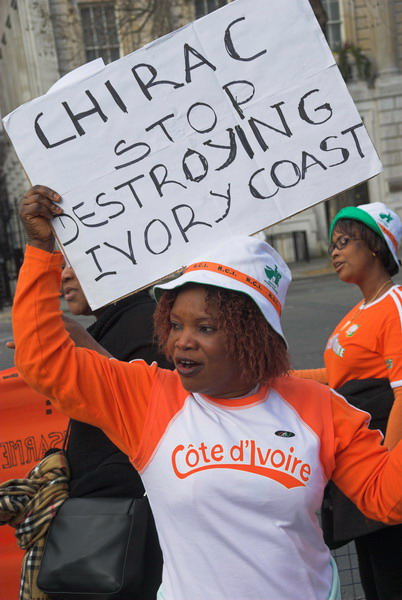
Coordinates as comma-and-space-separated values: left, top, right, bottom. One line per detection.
12, 247, 402, 600
324, 286, 402, 389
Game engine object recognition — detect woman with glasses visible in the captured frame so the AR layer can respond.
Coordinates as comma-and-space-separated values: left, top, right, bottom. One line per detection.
295, 201, 402, 600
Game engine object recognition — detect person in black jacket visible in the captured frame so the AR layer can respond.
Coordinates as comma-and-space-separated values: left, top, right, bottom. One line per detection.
61, 263, 171, 600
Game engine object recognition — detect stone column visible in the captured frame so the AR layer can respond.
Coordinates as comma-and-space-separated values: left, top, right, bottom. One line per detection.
375, 0, 399, 76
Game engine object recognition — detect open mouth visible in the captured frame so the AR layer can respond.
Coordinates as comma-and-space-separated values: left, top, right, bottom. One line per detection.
63, 288, 77, 301
175, 358, 202, 377
333, 262, 344, 273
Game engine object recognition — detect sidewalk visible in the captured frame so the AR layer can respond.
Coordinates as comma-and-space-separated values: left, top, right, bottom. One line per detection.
0, 256, 335, 322
289, 255, 334, 279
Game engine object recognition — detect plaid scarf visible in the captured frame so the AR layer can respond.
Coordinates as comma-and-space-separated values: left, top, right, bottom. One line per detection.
0, 450, 70, 600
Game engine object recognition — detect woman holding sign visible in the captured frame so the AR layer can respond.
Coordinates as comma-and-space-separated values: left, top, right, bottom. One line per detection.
294, 202, 402, 600
12, 186, 402, 600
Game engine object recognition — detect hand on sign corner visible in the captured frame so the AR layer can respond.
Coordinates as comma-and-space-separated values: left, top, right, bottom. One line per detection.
19, 185, 62, 253
6, 340, 15, 350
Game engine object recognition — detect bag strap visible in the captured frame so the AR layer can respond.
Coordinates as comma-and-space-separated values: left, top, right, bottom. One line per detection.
62, 421, 72, 452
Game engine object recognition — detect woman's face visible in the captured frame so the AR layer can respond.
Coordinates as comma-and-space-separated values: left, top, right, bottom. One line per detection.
330, 227, 375, 284
166, 285, 255, 399
61, 265, 92, 316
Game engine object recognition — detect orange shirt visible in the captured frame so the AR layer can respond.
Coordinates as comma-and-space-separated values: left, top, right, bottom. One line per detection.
9, 246, 402, 600
324, 286, 402, 390
11, 247, 402, 516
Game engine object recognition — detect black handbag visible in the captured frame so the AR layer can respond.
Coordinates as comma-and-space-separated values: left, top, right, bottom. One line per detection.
37, 495, 149, 600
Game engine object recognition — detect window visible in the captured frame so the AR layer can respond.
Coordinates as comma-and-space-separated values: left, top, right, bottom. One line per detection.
322, 0, 342, 50
80, 4, 120, 64
195, 0, 228, 19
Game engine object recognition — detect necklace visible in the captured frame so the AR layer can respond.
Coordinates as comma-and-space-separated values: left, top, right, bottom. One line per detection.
341, 279, 393, 330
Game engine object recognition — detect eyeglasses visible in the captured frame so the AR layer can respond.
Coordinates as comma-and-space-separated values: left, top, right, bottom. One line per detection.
327, 235, 362, 256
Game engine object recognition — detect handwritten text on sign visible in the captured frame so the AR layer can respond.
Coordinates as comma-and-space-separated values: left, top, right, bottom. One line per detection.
3, 0, 382, 309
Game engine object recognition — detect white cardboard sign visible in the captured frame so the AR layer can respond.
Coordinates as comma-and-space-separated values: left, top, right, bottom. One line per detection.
3, 0, 382, 309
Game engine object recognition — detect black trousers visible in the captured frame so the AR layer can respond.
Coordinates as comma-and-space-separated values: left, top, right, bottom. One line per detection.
354, 524, 402, 600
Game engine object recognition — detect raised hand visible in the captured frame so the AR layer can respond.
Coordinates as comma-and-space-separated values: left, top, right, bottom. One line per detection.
19, 185, 62, 252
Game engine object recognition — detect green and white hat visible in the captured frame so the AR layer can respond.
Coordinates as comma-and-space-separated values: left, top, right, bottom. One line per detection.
154, 236, 292, 347
329, 202, 402, 274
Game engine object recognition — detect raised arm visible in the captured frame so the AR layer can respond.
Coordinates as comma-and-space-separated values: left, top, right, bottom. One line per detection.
13, 187, 156, 458
6, 316, 113, 356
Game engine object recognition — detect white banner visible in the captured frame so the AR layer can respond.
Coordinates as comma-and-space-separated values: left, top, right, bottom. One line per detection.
3, 0, 382, 309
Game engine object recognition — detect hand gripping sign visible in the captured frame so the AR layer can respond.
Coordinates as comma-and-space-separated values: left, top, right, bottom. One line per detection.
3, 0, 382, 310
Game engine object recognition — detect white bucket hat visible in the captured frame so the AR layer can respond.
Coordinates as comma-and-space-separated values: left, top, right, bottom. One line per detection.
330, 202, 402, 274
153, 236, 292, 346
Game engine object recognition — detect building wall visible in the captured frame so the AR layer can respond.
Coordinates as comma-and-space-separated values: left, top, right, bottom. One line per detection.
0, 1, 63, 113
0, 0, 205, 232
397, 0, 402, 70
345, 1, 402, 215
0, 0, 64, 288
48, 0, 86, 77
0, 0, 335, 266
2, 1, 400, 265
272, 0, 402, 260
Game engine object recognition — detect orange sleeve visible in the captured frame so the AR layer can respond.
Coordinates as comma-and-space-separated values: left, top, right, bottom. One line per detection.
384, 387, 402, 450
330, 390, 402, 524
291, 368, 328, 384
12, 246, 158, 460
378, 313, 402, 386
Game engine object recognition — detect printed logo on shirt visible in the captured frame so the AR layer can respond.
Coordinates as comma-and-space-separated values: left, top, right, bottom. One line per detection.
346, 324, 359, 337
326, 334, 345, 357
385, 359, 393, 369
264, 264, 282, 291
171, 440, 311, 489
275, 430, 295, 438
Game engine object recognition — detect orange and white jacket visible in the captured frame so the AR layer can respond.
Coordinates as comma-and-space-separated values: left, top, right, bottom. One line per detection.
13, 247, 402, 600
325, 285, 402, 389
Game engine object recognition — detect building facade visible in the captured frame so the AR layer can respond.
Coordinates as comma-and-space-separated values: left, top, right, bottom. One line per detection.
268, 0, 402, 262
0, 2, 397, 597
0, 0, 325, 303
0, 0, 401, 301
0, 0, 199, 303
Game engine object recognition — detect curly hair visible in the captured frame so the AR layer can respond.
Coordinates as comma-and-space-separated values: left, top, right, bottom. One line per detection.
153, 283, 289, 386
333, 218, 398, 275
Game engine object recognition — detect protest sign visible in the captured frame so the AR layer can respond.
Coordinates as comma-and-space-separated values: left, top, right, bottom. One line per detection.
0, 367, 68, 600
3, 0, 382, 310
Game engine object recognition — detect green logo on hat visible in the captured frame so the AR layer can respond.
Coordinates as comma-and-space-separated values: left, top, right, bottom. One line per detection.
264, 264, 282, 289
380, 212, 393, 224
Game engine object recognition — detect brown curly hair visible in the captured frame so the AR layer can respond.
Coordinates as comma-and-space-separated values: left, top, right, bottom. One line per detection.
153, 283, 289, 385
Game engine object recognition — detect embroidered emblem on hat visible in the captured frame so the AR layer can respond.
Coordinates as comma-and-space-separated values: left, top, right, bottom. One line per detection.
379, 212, 393, 225
264, 264, 282, 291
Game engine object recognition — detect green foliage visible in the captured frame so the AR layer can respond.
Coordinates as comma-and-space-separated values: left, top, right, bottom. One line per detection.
334, 43, 375, 87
